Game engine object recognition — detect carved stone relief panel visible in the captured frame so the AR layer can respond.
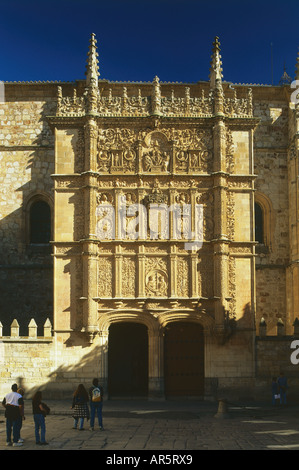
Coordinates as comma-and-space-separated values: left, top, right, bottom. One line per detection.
142, 131, 171, 173
145, 257, 168, 297
196, 191, 214, 241
122, 256, 136, 297
177, 256, 189, 297
172, 128, 213, 173
96, 126, 213, 175
97, 128, 137, 173
98, 257, 113, 297
198, 249, 214, 299
226, 191, 235, 239
117, 191, 140, 240
96, 192, 115, 240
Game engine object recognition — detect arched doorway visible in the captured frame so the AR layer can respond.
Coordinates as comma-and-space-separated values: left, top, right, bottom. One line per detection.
108, 322, 148, 397
164, 322, 204, 397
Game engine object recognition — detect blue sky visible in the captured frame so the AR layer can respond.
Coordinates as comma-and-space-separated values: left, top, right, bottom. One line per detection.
0, 0, 298, 85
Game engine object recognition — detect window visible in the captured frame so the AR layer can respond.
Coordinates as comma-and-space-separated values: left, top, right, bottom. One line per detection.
254, 202, 264, 244
29, 200, 51, 244
254, 192, 274, 252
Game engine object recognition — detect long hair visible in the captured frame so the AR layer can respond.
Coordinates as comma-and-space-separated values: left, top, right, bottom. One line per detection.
32, 391, 42, 404
74, 384, 89, 401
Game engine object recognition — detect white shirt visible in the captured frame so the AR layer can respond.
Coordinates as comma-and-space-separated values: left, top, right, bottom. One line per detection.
5, 391, 22, 406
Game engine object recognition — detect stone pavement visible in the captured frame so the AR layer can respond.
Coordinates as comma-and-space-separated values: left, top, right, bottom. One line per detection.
1, 398, 299, 453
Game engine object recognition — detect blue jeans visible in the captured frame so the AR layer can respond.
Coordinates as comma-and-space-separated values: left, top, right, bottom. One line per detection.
6, 418, 20, 443
280, 391, 287, 405
74, 417, 85, 429
34, 413, 46, 443
90, 402, 103, 428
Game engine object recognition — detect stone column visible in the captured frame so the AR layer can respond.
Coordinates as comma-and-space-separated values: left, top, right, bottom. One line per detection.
212, 118, 229, 339
81, 118, 99, 340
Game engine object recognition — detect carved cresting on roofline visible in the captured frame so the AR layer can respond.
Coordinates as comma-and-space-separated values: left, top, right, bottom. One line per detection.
55, 34, 253, 120
55, 81, 253, 119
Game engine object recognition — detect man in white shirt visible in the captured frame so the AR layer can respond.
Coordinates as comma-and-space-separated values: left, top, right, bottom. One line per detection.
2, 383, 24, 446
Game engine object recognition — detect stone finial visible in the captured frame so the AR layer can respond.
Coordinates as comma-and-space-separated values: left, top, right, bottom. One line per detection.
151, 76, 162, 116
209, 36, 223, 89
57, 85, 62, 113
259, 317, 267, 337
28, 318, 38, 338
10, 319, 19, 337
279, 63, 292, 86
85, 32, 99, 88
277, 318, 284, 336
43, 318, 52, 337
85, 33, 100, 114
209, 36, 224, 115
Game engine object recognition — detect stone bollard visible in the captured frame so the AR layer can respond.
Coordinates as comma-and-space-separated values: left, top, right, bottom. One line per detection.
214, 398, 229, 419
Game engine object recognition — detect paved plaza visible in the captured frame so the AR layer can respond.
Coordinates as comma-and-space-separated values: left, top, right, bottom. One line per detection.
1, 398, 299, 454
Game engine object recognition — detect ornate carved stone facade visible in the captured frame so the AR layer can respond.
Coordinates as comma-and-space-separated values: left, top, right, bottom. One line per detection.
1, 35, 299, 400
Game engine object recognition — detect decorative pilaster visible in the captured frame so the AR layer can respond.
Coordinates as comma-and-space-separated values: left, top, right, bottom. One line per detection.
82, 241, 99, 342
81, 34, 100, 340
209, 37, 229, 340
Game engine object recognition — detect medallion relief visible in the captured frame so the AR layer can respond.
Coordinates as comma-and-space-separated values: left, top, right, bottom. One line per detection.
145, 258, 168, 297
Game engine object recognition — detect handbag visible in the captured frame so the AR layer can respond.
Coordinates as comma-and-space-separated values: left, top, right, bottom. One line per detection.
41, 402, 50, 416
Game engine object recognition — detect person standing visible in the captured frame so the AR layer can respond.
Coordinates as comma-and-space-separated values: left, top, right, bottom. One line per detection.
271, 377, 279, 406
32, 391, 49, 445
71, 384, 90, 430
2, 383, 24, 447
16, 387, 25, 444
89, 378, 104, 431
278, 372, 288, 405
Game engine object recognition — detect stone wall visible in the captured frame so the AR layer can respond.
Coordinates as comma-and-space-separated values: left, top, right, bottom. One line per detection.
255, 336, 299, 402
252, 87, 290, 333
0, 84, 59, 329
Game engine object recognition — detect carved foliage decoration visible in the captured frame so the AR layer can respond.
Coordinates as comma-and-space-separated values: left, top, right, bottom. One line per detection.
96, 127, 213, 174
173, 129, 213, 173
98, 257, 113, 297
177, 257, 189, 297
97, 128, 137, 173
196, 192, 214, 241
122, 257, 136, 297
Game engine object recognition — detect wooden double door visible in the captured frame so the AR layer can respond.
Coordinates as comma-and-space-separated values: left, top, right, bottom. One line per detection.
108, 321, 204, 398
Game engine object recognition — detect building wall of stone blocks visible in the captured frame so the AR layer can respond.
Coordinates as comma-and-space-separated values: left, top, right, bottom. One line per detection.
255, 337, 299, 401
1, 33, 299, 401
252, 88, 291, 334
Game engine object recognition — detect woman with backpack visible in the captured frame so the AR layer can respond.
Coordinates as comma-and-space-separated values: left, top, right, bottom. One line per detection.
89, 378, 104, 431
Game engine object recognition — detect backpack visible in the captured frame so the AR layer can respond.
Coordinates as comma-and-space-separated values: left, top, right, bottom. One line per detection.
91, 387, 102, 402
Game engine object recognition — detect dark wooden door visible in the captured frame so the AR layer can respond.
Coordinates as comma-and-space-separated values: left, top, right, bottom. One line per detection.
164, 322, 204, 397
108, 322, 148, 397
